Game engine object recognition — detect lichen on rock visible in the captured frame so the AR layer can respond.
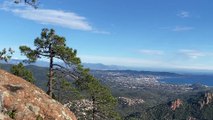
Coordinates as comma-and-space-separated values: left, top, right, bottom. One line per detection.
0, 69, 77, 120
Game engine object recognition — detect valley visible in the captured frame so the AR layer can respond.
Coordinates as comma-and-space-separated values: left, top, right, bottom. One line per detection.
1, 63, 213, 119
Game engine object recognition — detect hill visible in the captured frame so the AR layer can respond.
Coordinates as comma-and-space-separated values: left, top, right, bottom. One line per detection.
125, 92, 213, 120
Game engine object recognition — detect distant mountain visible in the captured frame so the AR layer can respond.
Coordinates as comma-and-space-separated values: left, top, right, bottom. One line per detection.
1, 59, 135, 70
0, 59, 49, 67
82, 63, 130, 70
2, 59, 213, 74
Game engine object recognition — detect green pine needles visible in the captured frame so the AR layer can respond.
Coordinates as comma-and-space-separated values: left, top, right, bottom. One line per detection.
19, 28, 121, 119
10, 63, 35, 83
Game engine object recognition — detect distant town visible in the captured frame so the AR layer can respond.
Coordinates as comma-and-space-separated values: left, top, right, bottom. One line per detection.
91, 70, 207, 93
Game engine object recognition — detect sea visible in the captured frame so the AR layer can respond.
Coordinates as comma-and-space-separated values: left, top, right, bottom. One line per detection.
159, 75, 213, 86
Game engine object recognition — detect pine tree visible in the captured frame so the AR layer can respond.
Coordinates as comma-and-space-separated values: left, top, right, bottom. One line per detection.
20, 28, 120, 119
10, 63, 35, 83
53, 72, 81, 103
19, 28, 81, 97
75, 70, 121, 120
88, 78, 121, 120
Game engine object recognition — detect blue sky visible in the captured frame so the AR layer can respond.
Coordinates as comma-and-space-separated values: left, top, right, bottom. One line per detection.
1, 0, 213, 71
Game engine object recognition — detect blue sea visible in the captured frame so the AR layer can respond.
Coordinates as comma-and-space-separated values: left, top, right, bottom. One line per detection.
159, 75, 213, 86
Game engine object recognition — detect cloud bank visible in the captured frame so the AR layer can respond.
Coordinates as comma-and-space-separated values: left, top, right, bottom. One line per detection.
0, 1, 109, 34
13, 9, 93, 31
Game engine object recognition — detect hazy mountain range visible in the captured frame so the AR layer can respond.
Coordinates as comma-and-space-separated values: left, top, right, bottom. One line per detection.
1, 59, 213, 74
0, 59, 138, 70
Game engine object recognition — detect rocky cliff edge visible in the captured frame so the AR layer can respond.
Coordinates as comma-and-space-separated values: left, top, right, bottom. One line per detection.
0, 69, 77, 120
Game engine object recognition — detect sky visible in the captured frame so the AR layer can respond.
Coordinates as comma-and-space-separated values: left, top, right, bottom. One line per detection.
0, 0, 213, 71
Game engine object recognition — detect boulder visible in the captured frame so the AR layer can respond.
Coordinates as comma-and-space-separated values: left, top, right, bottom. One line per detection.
0, 69, 77, 120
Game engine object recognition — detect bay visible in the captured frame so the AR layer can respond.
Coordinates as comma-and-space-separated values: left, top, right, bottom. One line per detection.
160, 75, 213, 86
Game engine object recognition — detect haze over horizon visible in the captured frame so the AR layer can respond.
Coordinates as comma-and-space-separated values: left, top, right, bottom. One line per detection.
1, 0, 213, 71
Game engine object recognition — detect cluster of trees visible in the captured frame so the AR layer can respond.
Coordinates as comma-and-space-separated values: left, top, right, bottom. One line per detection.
1, 28, 121, 119
10, 63, 35, 83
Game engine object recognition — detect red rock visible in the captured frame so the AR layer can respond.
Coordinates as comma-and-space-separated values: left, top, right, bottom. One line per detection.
170, 99, 183, 111
0, 69, 77, 120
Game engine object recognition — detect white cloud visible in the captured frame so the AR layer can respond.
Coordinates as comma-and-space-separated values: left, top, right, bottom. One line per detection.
12, 8, 92, 31
177, 11, 190, 18
92, 30, 111, 35
1, 1, 109, 32
138, 49, 164, 55
172, 26, 194, 32
178, 49, 205, 59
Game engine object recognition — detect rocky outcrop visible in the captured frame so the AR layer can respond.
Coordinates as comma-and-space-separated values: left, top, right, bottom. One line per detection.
65, 99, 93, 120
199, 92, 213, 109
170, 99, 183, 110
118, 97, 144, 106
188, 116, 197, 120
0, 69, 77, 120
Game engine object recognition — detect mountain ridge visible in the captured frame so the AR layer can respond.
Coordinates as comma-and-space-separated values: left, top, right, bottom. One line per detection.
126, 91, 213, 120
2, 59, 213, 74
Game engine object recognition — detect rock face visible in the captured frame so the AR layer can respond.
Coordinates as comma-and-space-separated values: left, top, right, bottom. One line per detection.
118, 97, 144, 106
0, 69, 77, 120
199, 92, 213, 109
65, 99, 93, 120
170, 99, 183, 110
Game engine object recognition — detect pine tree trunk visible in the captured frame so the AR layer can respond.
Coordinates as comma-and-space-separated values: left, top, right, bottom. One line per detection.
48, 45, 54, 98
